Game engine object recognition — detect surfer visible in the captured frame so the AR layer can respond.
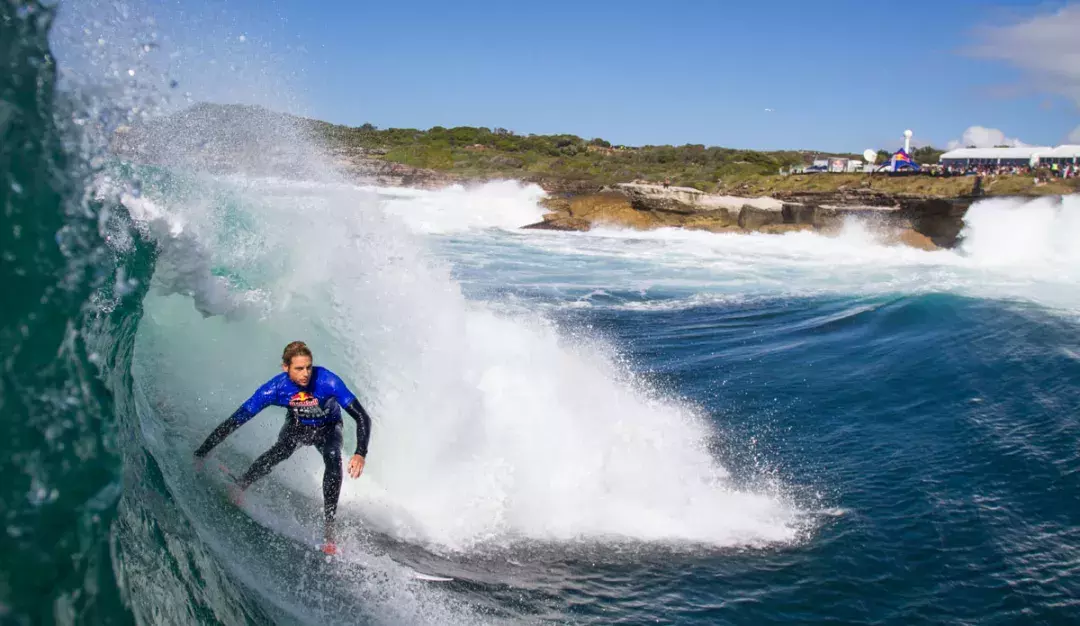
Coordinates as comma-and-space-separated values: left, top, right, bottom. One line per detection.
193, 341, 373, 555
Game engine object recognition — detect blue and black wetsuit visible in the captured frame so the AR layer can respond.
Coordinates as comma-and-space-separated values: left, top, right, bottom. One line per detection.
194, 366, 372, 539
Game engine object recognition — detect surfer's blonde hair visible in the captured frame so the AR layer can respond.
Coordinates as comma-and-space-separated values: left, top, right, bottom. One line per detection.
282, 341, 312, 366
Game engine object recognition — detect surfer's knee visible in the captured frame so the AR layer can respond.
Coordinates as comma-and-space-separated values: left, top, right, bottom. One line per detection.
324, 454, 342, 480
320, 437, 342, 468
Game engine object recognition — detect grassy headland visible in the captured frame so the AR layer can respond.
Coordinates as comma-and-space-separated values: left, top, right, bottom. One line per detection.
121, 104, 1078, 198
305, 118, 847, 190
305, 118, 1076, 197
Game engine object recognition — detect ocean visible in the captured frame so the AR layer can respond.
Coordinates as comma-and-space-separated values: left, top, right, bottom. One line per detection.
4, 2, 1080, 624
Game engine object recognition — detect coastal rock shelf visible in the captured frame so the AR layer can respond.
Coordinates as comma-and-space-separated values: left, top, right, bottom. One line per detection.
522, 183, 987, 250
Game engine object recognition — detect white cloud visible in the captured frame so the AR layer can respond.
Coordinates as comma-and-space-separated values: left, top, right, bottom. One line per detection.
966, 6, 1080, 142
968, 5, 1080, 103
946, 126, 1029, 150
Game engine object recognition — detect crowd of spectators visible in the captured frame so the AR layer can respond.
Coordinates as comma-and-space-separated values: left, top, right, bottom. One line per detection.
928, 162, 1078, 180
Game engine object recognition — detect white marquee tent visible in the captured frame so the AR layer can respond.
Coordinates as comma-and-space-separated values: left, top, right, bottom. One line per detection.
939, 145, 1079, 166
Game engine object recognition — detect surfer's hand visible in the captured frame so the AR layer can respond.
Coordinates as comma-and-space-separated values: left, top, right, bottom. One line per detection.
348, 454, 365, 479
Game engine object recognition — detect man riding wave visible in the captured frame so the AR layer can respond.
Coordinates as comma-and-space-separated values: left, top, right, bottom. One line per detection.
194, 341, 373, 555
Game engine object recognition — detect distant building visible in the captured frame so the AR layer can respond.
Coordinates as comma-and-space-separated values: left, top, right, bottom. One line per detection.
937, 145, 1080, 167
1041, 145, 1080, 165
790, 157, 867, 174
826, 157, 864, 173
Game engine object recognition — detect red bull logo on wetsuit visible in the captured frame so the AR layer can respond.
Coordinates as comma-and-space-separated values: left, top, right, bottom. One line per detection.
288, 390, 329, 423
230, 366, 357, 426
289, 391, 318, 407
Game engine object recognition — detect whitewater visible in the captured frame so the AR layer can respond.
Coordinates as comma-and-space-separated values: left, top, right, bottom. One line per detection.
128, 173, 802, 551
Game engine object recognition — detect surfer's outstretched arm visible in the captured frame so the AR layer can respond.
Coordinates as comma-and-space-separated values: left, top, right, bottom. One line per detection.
194, 379, 277, 458
194, 407, 252, 457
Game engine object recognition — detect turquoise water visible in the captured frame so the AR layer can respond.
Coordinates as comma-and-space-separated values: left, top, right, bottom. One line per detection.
5, 2, 1080, 623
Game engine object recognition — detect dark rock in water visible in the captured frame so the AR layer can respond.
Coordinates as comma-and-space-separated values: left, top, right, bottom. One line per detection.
782, 202, 816, 225
757, 224, 815, 234
738, 205, 784, 230
772, 189, 988, 248
898, 197, 973, 248
522, 216, 591, 231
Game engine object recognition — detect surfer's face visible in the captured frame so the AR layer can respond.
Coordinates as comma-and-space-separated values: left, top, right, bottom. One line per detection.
283, 355, 313, 387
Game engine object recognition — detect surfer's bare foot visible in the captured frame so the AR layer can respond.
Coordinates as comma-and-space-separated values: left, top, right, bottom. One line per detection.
321, 542, 338, 555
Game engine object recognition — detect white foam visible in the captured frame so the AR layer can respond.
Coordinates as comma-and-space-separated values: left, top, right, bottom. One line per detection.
456, 195, 1080, 315
132, 173, 804, 555
378, 179, 548, 234
350, 307, 798, 550
958, 195, 1080, 267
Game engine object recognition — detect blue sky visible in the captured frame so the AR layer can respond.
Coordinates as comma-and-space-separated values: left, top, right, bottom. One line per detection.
55, 0, 1080, 152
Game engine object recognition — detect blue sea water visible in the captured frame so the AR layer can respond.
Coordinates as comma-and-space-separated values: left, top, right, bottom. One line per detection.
5, 2, 1080, 623
110, 175, 1080, 625
422, 221, 1080, 624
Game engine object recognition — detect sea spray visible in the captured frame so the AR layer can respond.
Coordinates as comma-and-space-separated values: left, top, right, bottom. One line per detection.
377, 179, 549, 234
131, 173, 805, 553
957, 194, 1080, 267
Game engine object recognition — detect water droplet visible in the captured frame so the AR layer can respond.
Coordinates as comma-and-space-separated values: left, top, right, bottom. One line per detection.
10, 181, 22, 194
239, 34, 247, 42
97, 38, 105, 46
169, 79, 179, 89
127, 69, 135, 76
